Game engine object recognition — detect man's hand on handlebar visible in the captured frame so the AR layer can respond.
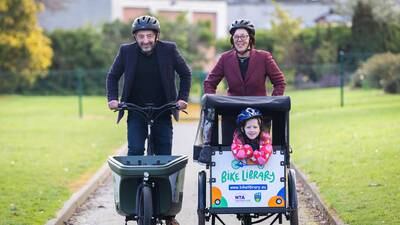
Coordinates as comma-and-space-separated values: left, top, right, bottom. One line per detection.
176, 100, 188, 110
108, 100, 119, 110
109, 100, 187, 114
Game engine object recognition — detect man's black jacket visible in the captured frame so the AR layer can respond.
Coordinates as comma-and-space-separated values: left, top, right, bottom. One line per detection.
106, 41, 192, 123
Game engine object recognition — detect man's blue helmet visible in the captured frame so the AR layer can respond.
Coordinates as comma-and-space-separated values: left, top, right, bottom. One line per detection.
236, 107, 262, 125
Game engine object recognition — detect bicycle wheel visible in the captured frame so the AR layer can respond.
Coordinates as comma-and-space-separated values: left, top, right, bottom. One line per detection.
138, 185, 153, 225
241, 215, 251, 225
288, 169, 299, 225
198, 171, 206, 225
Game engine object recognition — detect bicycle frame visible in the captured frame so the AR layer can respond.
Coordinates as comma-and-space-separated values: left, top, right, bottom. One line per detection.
112, 102, 187, 225
117, 102, 179, 155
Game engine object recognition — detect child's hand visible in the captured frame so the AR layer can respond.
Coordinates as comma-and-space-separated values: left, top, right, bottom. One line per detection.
232, 147, 245, 159
252, 150, 267, 165
243, 144, 254, 157
231, 144, 253, 160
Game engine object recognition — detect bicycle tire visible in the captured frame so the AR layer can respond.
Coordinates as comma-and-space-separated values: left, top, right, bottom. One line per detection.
288, 169, 299, 225
138, 185, 153, 225
198, 171, 206, 225
241, 215, 251, 225
290, 208, 299, 225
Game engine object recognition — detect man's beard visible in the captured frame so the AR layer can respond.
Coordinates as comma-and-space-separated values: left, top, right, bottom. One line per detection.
139, 43, 155, 55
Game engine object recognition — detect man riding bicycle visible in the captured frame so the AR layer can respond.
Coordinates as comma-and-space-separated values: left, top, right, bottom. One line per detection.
106, 15, 192, 225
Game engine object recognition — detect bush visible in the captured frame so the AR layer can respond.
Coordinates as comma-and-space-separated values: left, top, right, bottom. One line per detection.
287, 25, 351, 83
24, 69, 107, 95
215, 30, 275, 54
49, 28, 111, 70
352, 52, 400, 93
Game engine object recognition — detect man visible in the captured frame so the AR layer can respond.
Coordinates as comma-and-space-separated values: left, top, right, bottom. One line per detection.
106, 15, 191, 158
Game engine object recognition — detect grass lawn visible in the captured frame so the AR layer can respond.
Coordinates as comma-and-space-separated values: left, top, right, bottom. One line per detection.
289, 88, 400, 225
0, 96, 125, 225
1, 89, 398, 225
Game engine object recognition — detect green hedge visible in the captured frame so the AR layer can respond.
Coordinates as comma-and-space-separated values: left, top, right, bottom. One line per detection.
351, 52, 400, 93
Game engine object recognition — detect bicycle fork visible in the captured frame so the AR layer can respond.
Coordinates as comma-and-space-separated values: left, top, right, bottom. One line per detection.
134, 172, 155, 225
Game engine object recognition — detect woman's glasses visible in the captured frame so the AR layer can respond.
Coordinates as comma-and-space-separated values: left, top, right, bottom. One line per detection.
233, 34, 249, 41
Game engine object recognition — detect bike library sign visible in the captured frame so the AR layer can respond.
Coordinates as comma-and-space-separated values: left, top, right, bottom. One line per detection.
211, 150, 285, 208
221, 168, 275, 183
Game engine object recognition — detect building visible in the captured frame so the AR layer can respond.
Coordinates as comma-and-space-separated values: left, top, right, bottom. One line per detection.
38, 0, 228, 39
39, 0, 343, 38
227, 0, 337, 30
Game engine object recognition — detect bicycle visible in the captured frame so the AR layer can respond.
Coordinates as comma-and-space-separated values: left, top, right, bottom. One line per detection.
193, 95, 298, 225
108, 102, 189, 225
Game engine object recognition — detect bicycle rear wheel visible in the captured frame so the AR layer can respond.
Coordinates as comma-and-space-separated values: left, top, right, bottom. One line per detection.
198, 170, 206, 225
241, 215, 251, 225
288, 169, 299, 225
137, 185, 153, 225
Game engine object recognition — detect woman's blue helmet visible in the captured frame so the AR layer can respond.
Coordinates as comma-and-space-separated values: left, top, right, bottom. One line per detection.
236, 107, 262, 125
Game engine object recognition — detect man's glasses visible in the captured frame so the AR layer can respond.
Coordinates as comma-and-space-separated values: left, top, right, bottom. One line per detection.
233, 34, 249, 41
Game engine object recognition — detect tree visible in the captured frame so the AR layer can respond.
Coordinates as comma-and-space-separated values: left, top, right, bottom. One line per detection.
35, 0, 70, 11
269, 2, 302, 65
336, 0, 400, 57
158, 13, 214, 70
49, 27, 110, 70
334, 0, 400, 24
268, 3, 302, 84
101, 20, 132, 60
0, 0, 53, 92
351, 1, 384, 54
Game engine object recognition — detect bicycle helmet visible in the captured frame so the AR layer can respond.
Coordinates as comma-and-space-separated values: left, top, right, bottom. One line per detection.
132, 15, 160, 34
236, 107, 262, 125
229, 19, 255, 36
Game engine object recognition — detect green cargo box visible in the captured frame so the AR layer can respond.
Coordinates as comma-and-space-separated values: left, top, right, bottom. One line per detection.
108, 155, 188, 217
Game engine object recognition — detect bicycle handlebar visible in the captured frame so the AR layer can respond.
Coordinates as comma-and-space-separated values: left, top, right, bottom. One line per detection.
118, 102, 178, 112
116, 102, 186, 122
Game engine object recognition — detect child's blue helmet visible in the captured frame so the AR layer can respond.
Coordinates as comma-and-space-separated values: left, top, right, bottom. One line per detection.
236, 107, 262, 125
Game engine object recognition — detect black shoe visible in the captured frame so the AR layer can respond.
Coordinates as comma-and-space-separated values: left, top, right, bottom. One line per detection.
166, 217, 179, 225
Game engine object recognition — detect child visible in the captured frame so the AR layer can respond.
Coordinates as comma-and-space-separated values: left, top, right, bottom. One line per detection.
231, 107, 273, 165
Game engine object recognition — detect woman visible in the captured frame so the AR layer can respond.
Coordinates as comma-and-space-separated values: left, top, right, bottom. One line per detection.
204, 19, 286, 96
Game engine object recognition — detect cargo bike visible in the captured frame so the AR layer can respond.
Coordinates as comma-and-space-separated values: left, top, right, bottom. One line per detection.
193, 95, 298, 225
108, 102, 189, 225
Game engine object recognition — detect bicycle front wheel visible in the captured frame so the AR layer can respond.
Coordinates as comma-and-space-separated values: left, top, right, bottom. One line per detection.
137, 185, 153, 225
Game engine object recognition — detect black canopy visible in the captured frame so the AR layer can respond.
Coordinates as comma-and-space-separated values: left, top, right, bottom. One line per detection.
194, 95, 291, 163
201, 95, 291, 113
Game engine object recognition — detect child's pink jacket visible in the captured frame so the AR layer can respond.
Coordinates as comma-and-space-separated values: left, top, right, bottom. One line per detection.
231, 131, 273, 165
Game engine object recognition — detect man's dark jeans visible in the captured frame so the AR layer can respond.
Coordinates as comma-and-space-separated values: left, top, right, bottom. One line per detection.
127, 111, 173, 156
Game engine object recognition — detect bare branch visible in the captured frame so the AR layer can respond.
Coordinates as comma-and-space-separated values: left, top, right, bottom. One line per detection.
36, 0, 71, 11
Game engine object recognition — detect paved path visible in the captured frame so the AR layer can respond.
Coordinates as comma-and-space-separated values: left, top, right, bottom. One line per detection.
67, 123, 319, 225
